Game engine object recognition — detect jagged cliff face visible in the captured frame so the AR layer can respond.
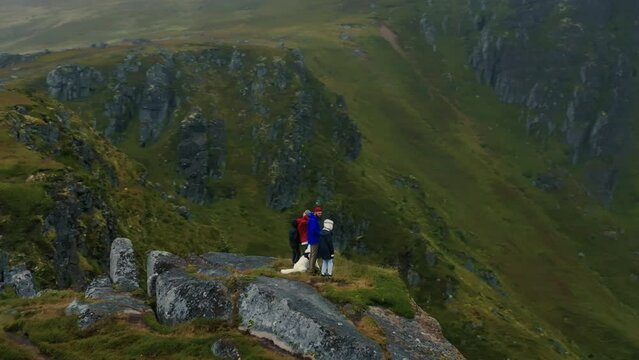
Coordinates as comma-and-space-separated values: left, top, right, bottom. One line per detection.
42, 46, 361, 212
465, 0, 639, 205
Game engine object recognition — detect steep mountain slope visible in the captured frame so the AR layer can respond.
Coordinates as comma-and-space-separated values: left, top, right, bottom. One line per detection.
1, 1, 639, 359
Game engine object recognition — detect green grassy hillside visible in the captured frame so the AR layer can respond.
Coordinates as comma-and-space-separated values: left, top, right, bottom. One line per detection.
1, 1, 639, 359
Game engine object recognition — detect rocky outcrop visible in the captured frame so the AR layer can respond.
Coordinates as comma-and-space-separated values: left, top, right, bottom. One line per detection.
66, 275, 151, 329
147, 251, 273, 325
44, 178, 118, 290
228, 49, 245, 73
138, 251, 462, 358
146, 250, 186, 297
239, 276, 383, 359
368, 306, 465, 360
109, 238, 139, 291
138, 61, 173, 146
3, 265, 37, 298
8, 109, 116, 184
466, 0, 639, 204
104, 54, 142, 137
8, 112, 61, 150
272, 57, 290, 90
262, 91, 314, 210
177, 110, 227, 203
46, 65, 103, 101
155, 269, 233, 325
0, 52, 43, 68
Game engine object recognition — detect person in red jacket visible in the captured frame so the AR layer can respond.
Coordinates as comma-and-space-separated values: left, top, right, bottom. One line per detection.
296, 210, 311, 247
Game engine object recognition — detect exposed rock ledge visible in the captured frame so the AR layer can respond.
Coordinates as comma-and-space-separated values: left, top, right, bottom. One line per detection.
65, 241, 465, 359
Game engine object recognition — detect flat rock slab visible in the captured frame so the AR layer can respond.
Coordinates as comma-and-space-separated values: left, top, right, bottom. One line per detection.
368, 306, 465, 360
239, 276, 382, 360
66, 276, 150, 329
200, 252, 276, 271
155, 269, 232, 326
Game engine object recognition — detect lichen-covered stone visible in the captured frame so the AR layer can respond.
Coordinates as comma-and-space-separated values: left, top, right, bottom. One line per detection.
146, 250, 185, 297
155, 269, 232, 325
65, 275, 150, 329
211, 338, 241, 360
109, 238, 139, 291
368, 306, 465, 360
239, 276, 383, 360
4, 265, 37, 298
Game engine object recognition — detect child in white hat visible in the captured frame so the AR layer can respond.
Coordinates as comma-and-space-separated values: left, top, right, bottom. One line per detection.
318, 219, 335, 277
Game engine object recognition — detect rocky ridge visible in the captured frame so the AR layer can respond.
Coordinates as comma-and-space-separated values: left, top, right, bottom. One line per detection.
46, 46, 362, 210
462, 0, 639, 205
63, 237, 464, 359
6, 107, 119, 289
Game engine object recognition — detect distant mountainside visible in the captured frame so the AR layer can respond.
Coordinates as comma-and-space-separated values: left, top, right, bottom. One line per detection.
1, 1, 639, 359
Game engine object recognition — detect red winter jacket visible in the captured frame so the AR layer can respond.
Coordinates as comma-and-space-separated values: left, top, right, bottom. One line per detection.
296, 215, 309, 245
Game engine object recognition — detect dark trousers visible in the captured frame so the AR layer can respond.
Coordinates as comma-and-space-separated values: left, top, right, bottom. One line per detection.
290, 244, 301, 264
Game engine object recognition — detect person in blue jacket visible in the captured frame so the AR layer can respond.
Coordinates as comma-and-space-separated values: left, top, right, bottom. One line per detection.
306, 205, 323, 274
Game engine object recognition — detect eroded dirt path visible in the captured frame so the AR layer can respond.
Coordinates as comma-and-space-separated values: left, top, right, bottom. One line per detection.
379, 23, 408, 59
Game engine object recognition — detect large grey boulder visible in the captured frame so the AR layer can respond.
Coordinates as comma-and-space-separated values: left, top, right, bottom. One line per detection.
46, 64, 103, 101
4, 265, 37, 298
109, 238, 139, 291
239, 276, 382, 360
65, 276, 151, 329
146, 250, 185, 297
155, 269, 232, 325
368, 306, 465, 360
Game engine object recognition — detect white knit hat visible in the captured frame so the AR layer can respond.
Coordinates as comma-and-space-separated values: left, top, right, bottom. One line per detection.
323, 219, 334, 231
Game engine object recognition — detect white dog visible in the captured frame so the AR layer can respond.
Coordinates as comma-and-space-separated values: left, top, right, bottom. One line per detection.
281, 245, 311, 274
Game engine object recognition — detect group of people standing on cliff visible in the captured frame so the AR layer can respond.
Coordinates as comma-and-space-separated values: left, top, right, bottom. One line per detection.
281, 206, 335, 277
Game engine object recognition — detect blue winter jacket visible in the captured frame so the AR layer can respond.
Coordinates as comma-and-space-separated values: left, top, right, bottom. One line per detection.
307, 214, 321, 245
